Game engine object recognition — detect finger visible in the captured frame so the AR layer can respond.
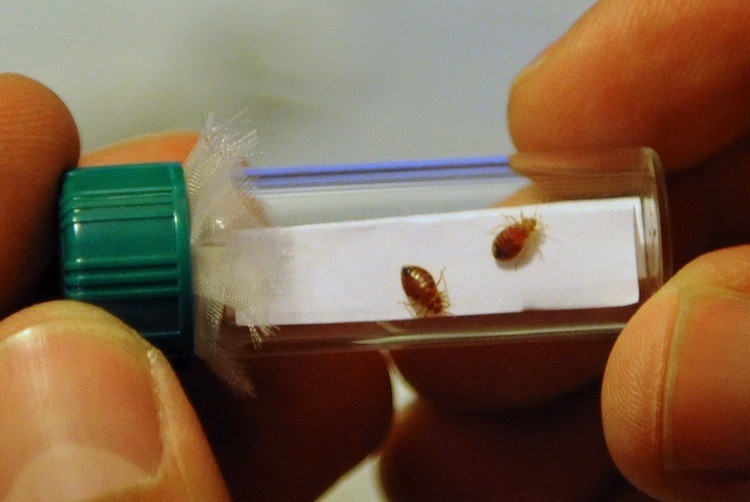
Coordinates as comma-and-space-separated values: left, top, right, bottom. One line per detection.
181, 352, 393, 500
508, 0, 750, 171
392, 337, 614, 411
0, 74, 79, 316
603, 245, 750, 499
508, 1, 750, 268
79, 131, 199, 166
0, 301, 229, 500
665, 138, 750, 267
380, 385, 621, 500
80, 129, 395, 499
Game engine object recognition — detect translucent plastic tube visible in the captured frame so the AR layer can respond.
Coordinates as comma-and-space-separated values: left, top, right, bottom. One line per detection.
60, 143, 670, 361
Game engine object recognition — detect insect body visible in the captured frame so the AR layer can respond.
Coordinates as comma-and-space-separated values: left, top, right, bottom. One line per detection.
401, 265, 449, 317
492, 216, 539, 261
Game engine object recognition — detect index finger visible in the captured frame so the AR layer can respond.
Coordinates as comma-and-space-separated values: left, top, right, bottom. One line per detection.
509, 0, 750, 171
0, 73, 79, 316
510, 0, 750, 266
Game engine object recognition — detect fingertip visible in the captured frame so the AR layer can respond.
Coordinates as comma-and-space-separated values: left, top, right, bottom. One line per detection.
80, 131, 200, 166
601, 288, 678, 497
508, 0, 750, 170
0, 73, 80, 162
392, 337, 613, 411
603, 246, 750, 499
0, 74, 80, 315
0, 73, 79, 174
381, 389, 617, 501
0, 301, 229, 500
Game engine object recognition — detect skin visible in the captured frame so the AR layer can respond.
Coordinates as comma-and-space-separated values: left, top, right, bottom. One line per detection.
383, 1, 750, 500
3, 0, 750, 499
0, 74, 392, 501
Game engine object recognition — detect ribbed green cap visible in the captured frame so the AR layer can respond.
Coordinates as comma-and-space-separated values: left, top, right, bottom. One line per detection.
59, 163, 193, 359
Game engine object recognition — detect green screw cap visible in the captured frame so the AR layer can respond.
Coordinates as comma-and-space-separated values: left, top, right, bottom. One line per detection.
59, 162, 193, 359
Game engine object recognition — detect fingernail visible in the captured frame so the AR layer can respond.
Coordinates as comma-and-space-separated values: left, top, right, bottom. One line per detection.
0, 325, 163, 500
662, 291, 750, 477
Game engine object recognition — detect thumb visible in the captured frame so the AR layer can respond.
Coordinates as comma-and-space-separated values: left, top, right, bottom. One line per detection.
603, 245, 750, 499
0, 301, 228, 501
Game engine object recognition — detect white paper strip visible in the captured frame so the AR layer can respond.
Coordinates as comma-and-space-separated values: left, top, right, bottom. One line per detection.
235, 198, 641, 326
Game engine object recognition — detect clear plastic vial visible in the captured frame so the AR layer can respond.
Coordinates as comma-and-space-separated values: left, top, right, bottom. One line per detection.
59, 147, 670, 359
226, 147, 670, 354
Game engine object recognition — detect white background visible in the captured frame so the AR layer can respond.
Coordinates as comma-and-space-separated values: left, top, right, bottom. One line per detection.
1, 1, 599, 499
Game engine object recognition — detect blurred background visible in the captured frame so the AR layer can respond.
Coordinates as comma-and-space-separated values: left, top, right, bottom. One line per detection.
2, 1, 597, 499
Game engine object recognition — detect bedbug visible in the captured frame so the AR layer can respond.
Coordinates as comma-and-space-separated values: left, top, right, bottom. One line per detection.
401, 265, 449, 317
492, 215, 541, 262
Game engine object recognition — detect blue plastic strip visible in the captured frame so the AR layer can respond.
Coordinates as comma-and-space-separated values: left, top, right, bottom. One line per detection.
244, 156, 512, 188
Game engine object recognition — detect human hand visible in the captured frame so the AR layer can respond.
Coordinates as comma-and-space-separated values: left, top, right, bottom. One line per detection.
0, 73, 392, 501
380, 1, 750, 500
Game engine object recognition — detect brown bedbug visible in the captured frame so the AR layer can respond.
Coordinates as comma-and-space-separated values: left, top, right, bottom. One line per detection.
401, 265, 449, 317
492, 215, 541, 262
